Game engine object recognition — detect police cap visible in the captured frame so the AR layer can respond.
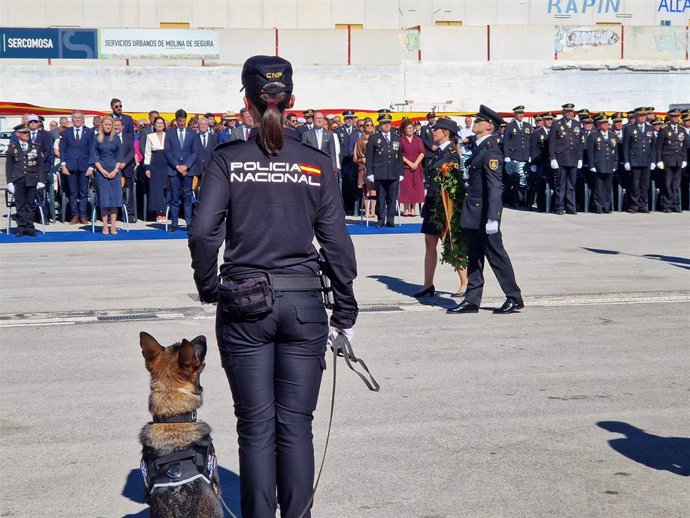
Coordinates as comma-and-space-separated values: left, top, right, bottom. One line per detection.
377, 112, 393, 123
342, 110, 355, 119
577, 109, 590, 117
474, 104, 505, 128
542, 112, 555, 120
534, 114, 543, 121
561, 103, 575, 111
241, 55, 293, 95
432, 116, 459, 136
582, 117, 594, 124
303, 109, 315, 117
513, 105, 525, 113
14, 123, 30, 133
668, 108, 681, 116
651, 117, 663, 125
646, 106, 655, 112
633, 107, 647, 116
611, 112, 624, 122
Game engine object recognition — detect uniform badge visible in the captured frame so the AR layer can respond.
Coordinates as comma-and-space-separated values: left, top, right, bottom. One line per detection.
633, 130, 638, 135
667, 131, 672, 137
392, 142, 399, 151
512, 128, 517, 135
488, 159, 499, 171
646, 131, 652, 137
376, 138, 382, 145
539, 135, 544, 141
680, 133, 685, 141
525, 127, 531, 133
573, 127, 581, 135
596, 137, 601, 142
610, 138, 617, 146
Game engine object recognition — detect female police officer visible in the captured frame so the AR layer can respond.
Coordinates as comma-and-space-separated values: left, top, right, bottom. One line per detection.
188, 55, 358, 518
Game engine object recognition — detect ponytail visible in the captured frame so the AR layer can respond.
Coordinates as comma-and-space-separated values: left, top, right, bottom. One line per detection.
247, 82, 291, 156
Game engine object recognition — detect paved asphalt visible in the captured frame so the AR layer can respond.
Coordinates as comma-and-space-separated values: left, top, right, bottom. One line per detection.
1, 206, 689, 517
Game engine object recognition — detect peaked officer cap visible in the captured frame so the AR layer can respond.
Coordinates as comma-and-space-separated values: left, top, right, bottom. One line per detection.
594, 113, 609, 124
542, 112, 555, 120
303, 109, 315, 117
474, 104, 505, 128
342, 110, 355, 118
425, 112, 435, 119
534, 114, 543, 121
513, 105, 525, 113
646, 106, 655, 112
432, 117, 459, 136
561, 103, 575, 111
611, 112, 624, 122
377, 112, 393, 123
577, 109, 590, 117
651, 117, 663, 125
633, 107, 647, 115
581, 117, 594, 124
668, 108, 682, 116
14, 123, 30, 133
241, 55, 293, 95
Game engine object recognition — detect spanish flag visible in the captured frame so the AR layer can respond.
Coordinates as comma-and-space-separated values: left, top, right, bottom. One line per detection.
299, 164, 322, 176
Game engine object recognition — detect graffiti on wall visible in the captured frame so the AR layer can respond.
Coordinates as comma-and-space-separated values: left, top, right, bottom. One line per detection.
400, 30, 420, 52
554, 26, 620, 52
654, 27, 689, 54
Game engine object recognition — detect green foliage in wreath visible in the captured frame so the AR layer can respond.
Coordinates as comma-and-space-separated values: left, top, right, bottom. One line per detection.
430, 161, 468, 270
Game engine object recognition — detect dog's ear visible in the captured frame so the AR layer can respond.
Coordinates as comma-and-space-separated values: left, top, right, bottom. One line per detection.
140, 332, 164, 369
178, 339, 202, 376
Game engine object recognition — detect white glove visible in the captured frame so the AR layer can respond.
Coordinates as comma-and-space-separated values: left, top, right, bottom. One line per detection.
37, 182, 45, 190
504, 157, 511, 163
656, 161, 664, 170
650, 162, 656, 170
577, 160, 583, 169
550, 159, 559, 169
530, 165, 537, 173
6, 183, 14, 194
590, 167, 596, 173
366, 175, 374, 183
682, 161, 687, 168
624, 162, 631, 171
328, 326, 354, 348
399, 175, 404, 182
485, 219, 499, 235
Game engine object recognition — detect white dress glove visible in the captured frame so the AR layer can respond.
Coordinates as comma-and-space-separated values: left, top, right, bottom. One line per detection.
530, 165, 537, 173
37, 182, 46, 190
485, 219, 499, 235
366, 175, 374, 183
504, 157, 511, 163
550, 159, 559, 169
650, 162, 656, 170
682, 161, 687, 169
590, 167, 596, 173
577, 160, 583, 169
328, 326, 354, 348
624, 162, 631, 171
399, 175, 404, 182
656, 161, 664, 170
6, 183, 14, 194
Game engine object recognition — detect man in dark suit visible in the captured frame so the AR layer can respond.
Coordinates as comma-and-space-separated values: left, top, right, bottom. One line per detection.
448, 105, 523, 315
548, 103, 583, 215
229, 108, 254, 142
215, 111, 238, 144
655, 108, 688, 213
139, 110, 159, 139
27, 115, 55, 220
110, 98, 134, 135
59, 110, 95, 224
587, 114, 620, 213
5, 123, 45, 236
302, 111, 338, 172
623, 107, 655, 213
113, 118, 137, 222
365, 112, 403, 228
419, 112, 437, 170
164, 109, 199, 232
195, 116, 217, 181
529, 112, 554, 211
502, 105, 531, 206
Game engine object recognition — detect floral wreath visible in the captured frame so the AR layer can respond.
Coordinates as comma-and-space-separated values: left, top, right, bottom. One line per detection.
430, 161, 468, 270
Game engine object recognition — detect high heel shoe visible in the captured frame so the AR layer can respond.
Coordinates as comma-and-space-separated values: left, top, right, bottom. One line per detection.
413, 285, 435, 298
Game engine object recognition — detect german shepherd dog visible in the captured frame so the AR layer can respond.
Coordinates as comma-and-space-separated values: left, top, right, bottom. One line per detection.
139, 332, 223, 518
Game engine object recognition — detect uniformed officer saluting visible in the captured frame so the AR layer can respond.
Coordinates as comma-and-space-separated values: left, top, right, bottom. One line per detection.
188, 55, 357, 518
447, 105, 523, 315
5, 123, 45, 237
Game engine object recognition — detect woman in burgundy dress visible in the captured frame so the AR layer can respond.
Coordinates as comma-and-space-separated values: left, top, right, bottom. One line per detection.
398, 118, 425, 216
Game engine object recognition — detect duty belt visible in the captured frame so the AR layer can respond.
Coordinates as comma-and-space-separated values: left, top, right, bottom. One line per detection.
222, 273, 322, 292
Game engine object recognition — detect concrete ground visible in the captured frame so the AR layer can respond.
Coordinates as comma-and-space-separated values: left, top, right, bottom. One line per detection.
1, 206, 689, 518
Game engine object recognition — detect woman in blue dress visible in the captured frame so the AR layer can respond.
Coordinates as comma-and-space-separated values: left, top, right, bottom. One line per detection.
93, 116, 123, 234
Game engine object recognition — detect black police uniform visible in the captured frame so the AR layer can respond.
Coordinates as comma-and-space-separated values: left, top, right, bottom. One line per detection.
655, 123, 688, 212
421, 142, 460, 235
420, 120, 436, 168
5, 137, 45, 236
587, 130, 620, 213
188, 126, 357, 518
502, 118, 531, 206
365, 128, 403, 227
548, 117, 583, 213
529, 125, 552, 211
459, 133, 522, 308
623, 121, 654, 212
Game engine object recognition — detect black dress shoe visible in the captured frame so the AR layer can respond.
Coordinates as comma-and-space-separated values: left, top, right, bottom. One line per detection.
556, 210, 564, 215
25, 228, 37, 236
412, 285, 435, 298
447, 301, 479, 314
566, 210, 577, 215
167, 227, 178, 233
130, 218, 137, 223
602, 208, 610, 214
376, 222, 384, 228
638, 208, 649, 213
493, 299, 525, 314
385, 223, 396, 228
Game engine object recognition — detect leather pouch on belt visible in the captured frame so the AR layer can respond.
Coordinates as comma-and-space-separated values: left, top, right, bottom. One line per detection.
218, 277, 273, 317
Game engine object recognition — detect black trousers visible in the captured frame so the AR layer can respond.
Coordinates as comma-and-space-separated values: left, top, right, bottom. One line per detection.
122, 174, 136, 221
555, 165, 577, 212
661, 166, 682, 210
464, 228, 522, 307
375, 179, 399, 226
593, 173, 613, 212
12, 177, 37, 231
628, 166, 651, 211
216, 290, 327, 518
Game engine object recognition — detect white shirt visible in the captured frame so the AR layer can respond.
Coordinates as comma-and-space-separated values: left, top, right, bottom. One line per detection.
474, 134, 491, 147
144, 132, 165, 165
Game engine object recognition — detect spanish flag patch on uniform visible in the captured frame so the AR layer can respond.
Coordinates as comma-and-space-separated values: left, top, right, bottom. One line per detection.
299, 164, 322, 176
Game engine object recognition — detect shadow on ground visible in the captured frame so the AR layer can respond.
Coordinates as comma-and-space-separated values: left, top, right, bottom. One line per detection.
368, 274, 458, 309
120, 465, 242, 517
582, 247, 690, 271
597, 421, 690, 476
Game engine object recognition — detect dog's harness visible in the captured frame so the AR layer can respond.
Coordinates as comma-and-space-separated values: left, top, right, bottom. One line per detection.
140, 413, 216, 502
